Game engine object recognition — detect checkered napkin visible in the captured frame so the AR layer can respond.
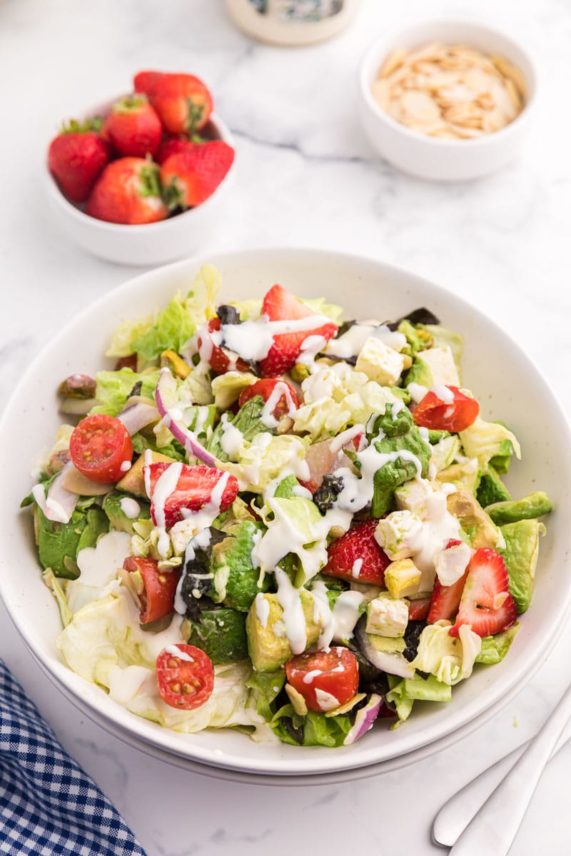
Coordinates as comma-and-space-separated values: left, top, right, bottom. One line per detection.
0, 660, 146, 856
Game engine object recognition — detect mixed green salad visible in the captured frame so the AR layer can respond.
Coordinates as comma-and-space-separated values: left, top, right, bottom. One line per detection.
23, 265, 553, 748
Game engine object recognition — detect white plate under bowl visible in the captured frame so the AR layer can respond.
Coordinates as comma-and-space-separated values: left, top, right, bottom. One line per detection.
1, 248, 570, 781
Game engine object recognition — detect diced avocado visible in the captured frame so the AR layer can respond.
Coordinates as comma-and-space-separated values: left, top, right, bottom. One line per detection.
476, 624, 520, 665
437, 461, 480, 495
384, 559, 422, 598
487, 492, 553, 526
188, 608, 248, 664
373, 458, 419, 517
211, 520, 269, 612
102, 492, 150, 534
500, 519, 546, 613
35, 503, 108, 579
368, 634, 406, 654
117, 450, 177, 497
246, 591, 320, 671
405, 356, 432, 387
446, 490, 500, 549
430, 435, 460, 474
477, 466, 511, 507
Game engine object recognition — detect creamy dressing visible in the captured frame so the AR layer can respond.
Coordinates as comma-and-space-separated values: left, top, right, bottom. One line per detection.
302, 669, 323, 685
431, 384, 454, 404
252, 496, 329, 580
164, 643, 194, 662
326, 323, 406, 359
331, 590, 366, 641
329, 424, 364, 454
67, 531, 131, 612
32, 461, 78, 524
406, 489, 463, 590
408, 383, 429, 404
260, 382, 298, 429
275, 568, 307, 655
435, 541, 473, 586
220, 414, 245, 459
221, 314, 332, 363
119, 497, 140, 519
151, 461, 183, 558
310, 580, 335, 649
120, 460, 132, 473
297, 334, 327, 370
255, 593, 270, 629
351, 558, 363, 579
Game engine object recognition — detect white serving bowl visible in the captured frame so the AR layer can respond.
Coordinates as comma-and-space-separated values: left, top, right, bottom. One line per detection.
45, 102, 235, 266
0, 248, 569, 782
359, 19, 538, 181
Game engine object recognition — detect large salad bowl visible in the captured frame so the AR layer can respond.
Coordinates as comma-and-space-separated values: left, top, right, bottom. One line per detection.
0, 248, 569, 782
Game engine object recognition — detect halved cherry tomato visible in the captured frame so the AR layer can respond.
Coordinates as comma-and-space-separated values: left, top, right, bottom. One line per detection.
156, 643, 214, 710
197, 318, 251, 375
286, 647, 359, 713
238, 378, 300, 419
123, 556, 181, 625
69, 414, 133, 484
146, 462, 239, 529
412, 386, 479, 433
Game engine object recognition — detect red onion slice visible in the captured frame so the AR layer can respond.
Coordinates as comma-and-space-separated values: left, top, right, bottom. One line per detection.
118, 401, 159, 436
155, 368, 217, 468
32, 461, 78, 524
344, 694, 383, 745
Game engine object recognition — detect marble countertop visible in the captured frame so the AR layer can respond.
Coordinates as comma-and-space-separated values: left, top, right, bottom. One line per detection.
1, 0, 570, 853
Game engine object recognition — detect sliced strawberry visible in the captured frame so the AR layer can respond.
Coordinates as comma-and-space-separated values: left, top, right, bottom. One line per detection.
408, 596, 432, 622
259, 284, 338, 377
238, 378, 300, 419
428, 538, 467, 623
323, 520, 390, 586
146, 463, 239, 529
450, 548, 517, 638
197, 318, 251, 375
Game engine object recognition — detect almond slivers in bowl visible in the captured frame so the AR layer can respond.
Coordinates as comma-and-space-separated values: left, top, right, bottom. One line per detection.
373, 43, 525, 140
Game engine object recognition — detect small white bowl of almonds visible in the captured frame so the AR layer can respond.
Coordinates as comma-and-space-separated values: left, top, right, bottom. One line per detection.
359, 19, 537, 181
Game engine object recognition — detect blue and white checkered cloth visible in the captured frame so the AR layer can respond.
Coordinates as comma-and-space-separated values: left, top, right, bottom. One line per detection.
0, 660, 147, 856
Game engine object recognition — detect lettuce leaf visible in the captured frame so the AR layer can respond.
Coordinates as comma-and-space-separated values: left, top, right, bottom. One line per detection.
91, 368, 161, 416
271, 703, 352, 747
412, 621, 482, 686
476, 624, 520, 665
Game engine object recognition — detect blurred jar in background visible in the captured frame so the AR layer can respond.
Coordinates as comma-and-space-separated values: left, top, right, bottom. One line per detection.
224, 0, 361, 46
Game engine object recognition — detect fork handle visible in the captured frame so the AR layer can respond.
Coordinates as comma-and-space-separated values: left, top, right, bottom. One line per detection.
449, 683, 571, 855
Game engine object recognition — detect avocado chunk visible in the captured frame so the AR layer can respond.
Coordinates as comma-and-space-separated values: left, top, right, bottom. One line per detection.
188, 608, 248, 664
368, 634, 406, 654
404, 356, 432, 388
500, 519, 545, 613
35, 503, 108, 579
211, 520, 269, 612
437, 461, 480, 495
246, 591, 320, 671
102, 492, 150, 534
446, 490, 500, 548
477, 466, 511, 507
117, 450, 177, 497
487, 491, 553, 526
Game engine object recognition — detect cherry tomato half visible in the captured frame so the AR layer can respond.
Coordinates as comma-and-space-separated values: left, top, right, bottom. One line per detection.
286, 647, 359, 713
413, 386, 479, 433
69, 414, 133, 484
123, 556, 181, 625
156, 643, 214, 710
238, 378, 300, 420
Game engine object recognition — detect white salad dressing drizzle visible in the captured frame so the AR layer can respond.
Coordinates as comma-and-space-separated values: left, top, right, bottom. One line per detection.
408, 383, 429, 403
406, 489, 463, 590
310, 580, 335, 649
220, 414, 245, 459
297, 334, 327, 371
326, 324, 406, 359
255, 593, 270, 629
351, 558, 363, 579
331, 590, 366, 641
150, 461, 183, 558
164, 643, 194, 662
119, 497, 140, 519
66, 530, 131, 613
143, 449, 153, 498
120, 460, 132, 472
329, 424, 364, 454
260, 381, 298, 429
302, 669, 323, 685
220, 314, 332, 363
431, 384, 454, 404
274, 568, 307, 655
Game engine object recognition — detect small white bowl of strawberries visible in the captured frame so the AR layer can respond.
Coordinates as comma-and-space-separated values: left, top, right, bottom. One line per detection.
46, 70, 235, 266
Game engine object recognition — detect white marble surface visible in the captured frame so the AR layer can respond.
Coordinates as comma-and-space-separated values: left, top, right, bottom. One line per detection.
1, 0, 571, 853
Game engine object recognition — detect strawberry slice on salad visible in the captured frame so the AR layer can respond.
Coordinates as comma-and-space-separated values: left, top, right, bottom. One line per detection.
238, 378, 300, 420
197, 317, 252, 375
427, 539, 469, 623
323, 519, 390, 586
145, 463, 239, 529
450, 547, 517, 637
259, 284, 338, 377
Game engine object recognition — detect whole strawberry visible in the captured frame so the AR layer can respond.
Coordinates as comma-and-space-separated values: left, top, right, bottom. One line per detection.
134, 70, 213, 135
102, 95, 162, 158
160, 141, 234, 210
86, 157, 167, 225
48, 119, 109, 203
155, 136, 195, 165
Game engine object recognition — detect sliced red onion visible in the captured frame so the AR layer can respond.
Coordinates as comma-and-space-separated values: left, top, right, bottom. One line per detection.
355, 619, 415, 679
344, 694, 383, 745
155, 368, 217, 468
118, 401, 159, 436
32, 461, 78, 524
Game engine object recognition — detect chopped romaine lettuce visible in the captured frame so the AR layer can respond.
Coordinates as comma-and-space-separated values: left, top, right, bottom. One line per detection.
91, 368, 161, 417
460, 418, 521, 471
412, 621, 482, 686
476, 625, 520, 665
